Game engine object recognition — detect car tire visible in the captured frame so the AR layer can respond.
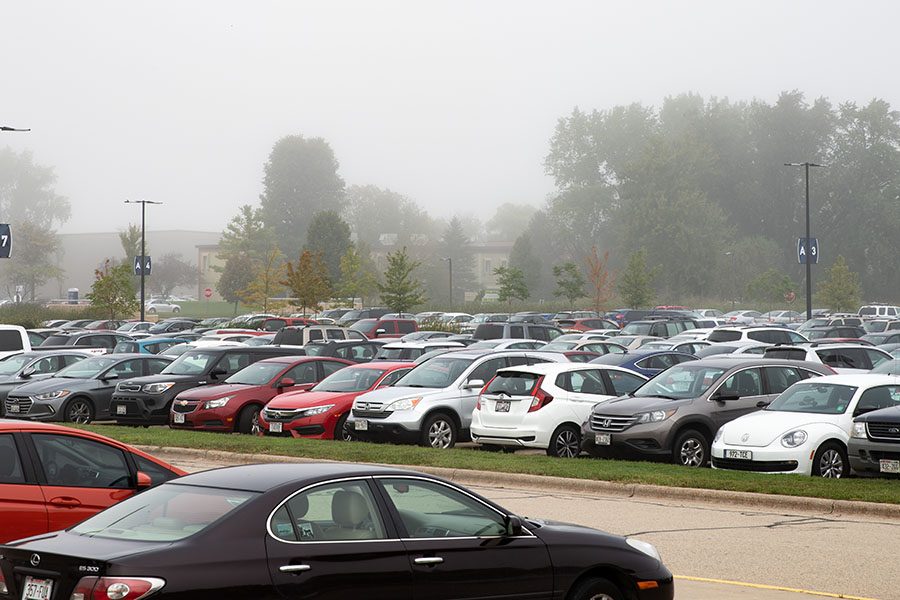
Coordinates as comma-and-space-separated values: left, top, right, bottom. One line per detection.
172, 307, 180, 313
147, 307, 156, 314
335, 412, 354, 441
812, 441, 848, 478
420, 413, 458, 449
547, 424, 581, 458
568, 576, 624, 600
673, 429, 709, 467
237, 405, 261, 435
65, 398, 94, 424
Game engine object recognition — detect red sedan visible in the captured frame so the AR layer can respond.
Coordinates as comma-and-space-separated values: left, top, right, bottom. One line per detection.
0, 420, 185, 543
259, 362, 413, 440
169, 356, 354, 434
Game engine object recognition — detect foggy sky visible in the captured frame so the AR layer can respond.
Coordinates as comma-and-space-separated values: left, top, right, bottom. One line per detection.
3, 0, 898, 234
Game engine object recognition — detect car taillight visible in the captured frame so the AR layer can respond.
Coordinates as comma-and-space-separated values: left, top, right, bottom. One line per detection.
528, 378, 553, 412
70, 577, 165, 600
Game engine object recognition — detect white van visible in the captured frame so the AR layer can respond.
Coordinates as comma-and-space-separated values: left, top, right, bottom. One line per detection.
858, 305, 900, 319
0, 325, 31, 359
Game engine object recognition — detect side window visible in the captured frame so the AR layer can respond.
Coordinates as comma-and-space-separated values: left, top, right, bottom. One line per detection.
322, 361, 347, 377
351, 344, 376, 361
787, 331, 807, 344
31, 356, 61, 374
63, 354, 86, 367
220, 353, 253, 374
379, 369, 411, 387
606, 370, 646, 396
530, 327, 550, 342
0, 434, 26, 483
564, 369, 607, 395
719, 369, 763, 397
270, 480, 386, 542
855, 385, 900, 416
468, 358, 508, 384
133, 454, 178, 486
32, 434, 131, 489
333, 346, 352, 360
107, 359, 143, 379
397, 321, 416, 334
146, 359, 171, 375
508, 325, 525, 339
763, 366, 803, 394
865, 349, 889, 369
506, 356, 529, 367
817, 348, 864, 369
325, 329, 344, 340
285, 362, 319, 384
378, 478, 507, 538
665, 323, 679, 337
747, 330, 771, 344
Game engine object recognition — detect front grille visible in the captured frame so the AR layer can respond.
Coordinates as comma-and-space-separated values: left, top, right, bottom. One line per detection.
352, 410, 391, 419
263, 408, 301, 421
354, 400, 385, 412
590, 414, 638, 432
4, 397, 32, 416
172, 401, 199, 414
712, 457, 799, 472
869, 450, 900, 461
117, 383, 142, 393
867, 422, 900, 442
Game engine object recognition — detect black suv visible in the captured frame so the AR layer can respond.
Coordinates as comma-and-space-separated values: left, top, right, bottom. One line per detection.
109, 346, 302, 425
473, 322, 563, 342
147, 319, 198, 335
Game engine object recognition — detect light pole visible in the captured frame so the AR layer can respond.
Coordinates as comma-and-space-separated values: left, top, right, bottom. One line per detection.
441, 257, 453, 311
785, 162, 823, 321
125, 200, 162, 321
724, 251, 736, 310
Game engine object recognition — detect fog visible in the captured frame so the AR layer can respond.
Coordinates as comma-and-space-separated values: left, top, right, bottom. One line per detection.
2, 0, 898, 233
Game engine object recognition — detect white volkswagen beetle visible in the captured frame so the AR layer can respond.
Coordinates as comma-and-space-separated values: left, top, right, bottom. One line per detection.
712, 374, 900, 478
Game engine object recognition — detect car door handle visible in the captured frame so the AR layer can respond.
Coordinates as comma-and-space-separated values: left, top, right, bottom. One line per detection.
413, 557, 444, 565
49, 497, 82, 508
279, 565, 311, 573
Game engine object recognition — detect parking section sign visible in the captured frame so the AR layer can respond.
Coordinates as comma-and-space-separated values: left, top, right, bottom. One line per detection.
797, 238, 819, 264
0, 224, 10, 258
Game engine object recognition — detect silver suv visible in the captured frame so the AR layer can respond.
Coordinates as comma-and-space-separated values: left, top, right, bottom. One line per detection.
346, 350, 567, 448
706, 326, 808, 345
763, 343, 891, 374
580, 358, 833, 467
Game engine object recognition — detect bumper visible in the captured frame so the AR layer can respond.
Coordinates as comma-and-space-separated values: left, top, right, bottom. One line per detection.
170, 406, 234, 431
110, 393, 175, 425
580, 422, 671, 460
635, 574, 675, 600
711, 442, 808, 474
469, 411, 549, 449
346, 411, 422, 443
848, 438, 900, 475
259, 412, 337, 439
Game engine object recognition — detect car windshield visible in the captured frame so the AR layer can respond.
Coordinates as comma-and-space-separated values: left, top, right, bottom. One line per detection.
634, 364, 726, 400
395, 356, 474, 388
225, 361, 286, 385
113, 342, 139, 353
162, 351, 218, 375
872, 360, 900, 375
55, 356, 120, 379
71, 483, 258, 542
806, 329, 828, 340
465, 340, 502, 350
622, 323, 652, 335
0, 354, 35, 375
313, 367, 387, 392
349, 319, 377, 332
863, 321, 888, 333
766, 382, 858, 414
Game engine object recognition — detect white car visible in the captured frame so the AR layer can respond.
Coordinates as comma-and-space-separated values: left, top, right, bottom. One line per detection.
763, 344, 891, 374
723, 310, 761, 325
465, 338, 545, 351
374, 340, 465, 361
470, 362, 648, 457
144, 299, 181, 314
712, 374, 900, 478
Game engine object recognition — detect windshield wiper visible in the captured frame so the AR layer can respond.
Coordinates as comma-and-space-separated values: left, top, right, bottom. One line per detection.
404, 384, 433, 388
644, 394, 679, 400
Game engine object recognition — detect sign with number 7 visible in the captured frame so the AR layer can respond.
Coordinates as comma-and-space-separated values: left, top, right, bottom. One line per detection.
0, 224, 10, 258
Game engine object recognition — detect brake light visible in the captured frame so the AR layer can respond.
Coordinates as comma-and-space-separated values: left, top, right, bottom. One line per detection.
528, 377, 553, 412
70, 577, 165, 600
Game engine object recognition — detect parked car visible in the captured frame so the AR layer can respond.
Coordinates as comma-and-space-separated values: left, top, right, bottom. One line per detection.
109, 346, 303, 426
755, 310, 803, 324
349, 318, 418, 339
555, 317, 619, 332
589, 350, 697, 378
83, 319, 125, 330
472, 322, 563, 342
694, 309, 724, 318
861, 332, 900, 346
147, 318, 197, 335
0, 420, 185, 543
465, 338, 546, 351
374, 340, 466, 361
861, 319, 900, 333
0, 351, 92, 414
0, 325, 31, 360
260, 316, 319, 331
336, 307, 392, 327
582, 358, 833, 467
722, 310, 762, 325
113, 337, 186, 355
303, 339, 388, 363
858, 304, 900, 319
243, 334, 276, 346
144, 298, 181, 313
871, 359, 900, 375
38, 330, 131, 355
170, 356, 352, 434
0, 463, 674, 599
540, 340, 628, 355
116, 321, 154, 334
803, 325, 866, 340
763, 343, 891, 373
713, 374, 900, 478
347, 350, 568, 448
399, 330, 455, 342
5, 353, 173, 424
619, 319, 697, 339
272, 325, 366, 347
849, 391, 900, 476
471, 362, 648, 457
260, 361, 413, 440
641, 340, 711, 355
606, 335, 663, 350
694, 341, 770, 357
707, 326, 807, 345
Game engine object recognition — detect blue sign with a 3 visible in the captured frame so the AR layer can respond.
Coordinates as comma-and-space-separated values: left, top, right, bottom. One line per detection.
797, 238, 819, 264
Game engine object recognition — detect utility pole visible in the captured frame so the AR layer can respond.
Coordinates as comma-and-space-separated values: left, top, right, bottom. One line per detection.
785, 162, 823, 320
724, 251, 736, 310
125, 200, 162, 321
441, 257, 453, 311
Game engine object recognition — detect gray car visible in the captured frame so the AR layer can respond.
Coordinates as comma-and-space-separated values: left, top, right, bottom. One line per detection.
580, 358, 833, 467
347, 349, 568, 449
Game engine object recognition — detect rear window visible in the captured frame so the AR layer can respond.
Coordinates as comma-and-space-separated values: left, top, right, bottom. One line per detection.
485, 371, 539, 395
764, 348, 808, 361
0, 330, 24, 352
473, 324, 504, 340
859, 307, 877, 316
273, 328, 304, 345
41, 334, 71, 346
707, 330, 741, 343
396, 320, 416, 334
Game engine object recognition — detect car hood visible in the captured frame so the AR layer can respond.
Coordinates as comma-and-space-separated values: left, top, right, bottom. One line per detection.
353, 385, 449, 406
719, 410, 844, 447
10, 377, 98, 395
592, 395, 693, 415
121, 374, 207, 385
856, 405, 900, 423
0, 373, 54, 386
268, 390, 358, 409
176, 383, 256, 401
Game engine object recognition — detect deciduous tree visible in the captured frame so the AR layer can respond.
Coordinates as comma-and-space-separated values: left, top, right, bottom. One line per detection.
816, 255, 861, 312
494, 265, 529, 308
147, 253, 195, 298
88, 259, 138, 319
585, 246, 615, 313
337, 243, 379, 306
284, 250, 332, 317
217, 254, 255, 315
239, 248, 287, 313
553, 262, 586, 308
304, 210, 352, 284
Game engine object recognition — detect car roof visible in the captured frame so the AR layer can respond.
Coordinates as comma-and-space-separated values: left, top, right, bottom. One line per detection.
495, 362, 643, 376
796, 374, 900, 387
381, 341, 463, 349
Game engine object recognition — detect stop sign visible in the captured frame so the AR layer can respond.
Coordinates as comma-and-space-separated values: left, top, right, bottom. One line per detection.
204, 287, 213, 299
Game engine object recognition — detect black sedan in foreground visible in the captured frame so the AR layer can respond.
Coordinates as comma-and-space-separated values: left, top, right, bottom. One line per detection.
0, 464, 672, 600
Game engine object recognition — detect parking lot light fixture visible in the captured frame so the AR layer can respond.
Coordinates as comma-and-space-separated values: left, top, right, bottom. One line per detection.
785, 162, 824, 321
124, 200, 163, 321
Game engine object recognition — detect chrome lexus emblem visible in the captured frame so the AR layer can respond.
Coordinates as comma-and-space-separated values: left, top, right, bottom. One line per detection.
599, 419, 611, 428
30, 554, 40, 567
740, 433, 750, 442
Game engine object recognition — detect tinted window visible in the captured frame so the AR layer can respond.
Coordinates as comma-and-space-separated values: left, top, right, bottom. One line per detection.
325, 328, 344, 340
508, 325, 526, 339
865, 349, 890, 368
271, 480, 386, 542
557, 369, 607, 394
284, 362, 319, 384
33, 434, 131, 489
468, 357, 508, 384
107, 359, 144, 379
134, 454, 179, 486
487, 371, 539, 395
322, 361, 347, 377
816, 348, 866, 369
218, 353, 254, 373
0, 330, 24, 352
397, 321, 416, 334
606, 370, 646, 396
708, 330, 741, 342
764, 348, 808, 361
718, 368, 763, 397
763, 366, 803, 394
0, 434, 25, 483
855, 385, 900, 415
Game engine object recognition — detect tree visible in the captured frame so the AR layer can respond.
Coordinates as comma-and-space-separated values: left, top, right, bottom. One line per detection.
260, 135, 345, 259
147, 253, 195, 297
494, 265, 529, 308
217, 254, 255, 314
745, 269, 796, 306
218, 205, 273, 264
617, 250, 657, 308
88, 260, 138, 319
239, 248, 286, 313
304, 210, 352, 284
485, 203, 537, 241
283, 250, 332, 317
585, 246, 615, 313
6, 222, 64, 301
337, 243, 379, 306
119, 224, 143, 263
343, 185, 437, 249
378, 247, 426, 315
817, 255, 862, 312
553, 262, 586, 308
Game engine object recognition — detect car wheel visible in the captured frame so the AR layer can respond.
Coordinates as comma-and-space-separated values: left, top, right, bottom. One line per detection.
65, 398, 94, 424
673, 429, 709, 467
547, 424, 581, 458
420, 413, 457, 449
568, 576, 624, 600
147, 307, 156, 314
812, 442, 848, 478
237, 405, 261, 435
335, 412, 355, 441
172, 307, 180, 313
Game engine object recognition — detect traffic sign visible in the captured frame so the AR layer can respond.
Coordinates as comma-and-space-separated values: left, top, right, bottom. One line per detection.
797, 238, 819, 264
204, 287, 213, 299
134, 255, 152, 275
0, 224, 11, 258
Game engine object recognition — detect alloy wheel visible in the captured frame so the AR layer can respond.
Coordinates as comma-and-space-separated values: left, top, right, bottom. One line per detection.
679, 438, 704, 467
554, 429, 580, 457
818, 449, 845, 478
428, 420, 453, 449
68, 401, 91, 424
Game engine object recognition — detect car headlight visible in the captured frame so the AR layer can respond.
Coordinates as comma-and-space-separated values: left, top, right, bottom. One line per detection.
296, 404, 336, 418
635, 408, 676, 424
852, 422, 868, 439
32, 390, 70, 401
143, 382, 175, 394
204, 396, 232, 409
714, 428, 723, 443
626, 538, 661, 561
781, 429, 808, 448
386, 397, 423, 411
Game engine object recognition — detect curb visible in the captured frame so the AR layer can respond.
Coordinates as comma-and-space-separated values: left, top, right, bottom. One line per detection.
137, 445, 900, 520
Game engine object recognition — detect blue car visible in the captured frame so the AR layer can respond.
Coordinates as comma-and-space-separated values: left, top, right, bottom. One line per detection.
113, 337, 187, 355
589, 349, 697, 378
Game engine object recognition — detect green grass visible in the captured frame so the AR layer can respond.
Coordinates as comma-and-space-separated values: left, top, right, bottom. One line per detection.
77, 425, 900, 505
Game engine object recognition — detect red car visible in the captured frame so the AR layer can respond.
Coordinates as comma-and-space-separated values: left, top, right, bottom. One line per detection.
0, 420, 185, 543
259, 362, 413, 440
557, 317, 620, 332
169, 356, 353, 434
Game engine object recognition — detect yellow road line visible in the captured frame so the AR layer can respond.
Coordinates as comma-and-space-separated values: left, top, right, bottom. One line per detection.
674, 575, 880, 600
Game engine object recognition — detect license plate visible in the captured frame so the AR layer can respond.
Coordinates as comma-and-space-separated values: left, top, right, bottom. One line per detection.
495, 400, 510, 412
173, 413, 185, 424
116, 404, 126, 415
7, 404, 18, 413
270, 421, 282, 433
880, 459, 900, 474
354, 419, 368, 431
595, 433, 611, 445
22, 576, 52, 600
725, 449, 753, 460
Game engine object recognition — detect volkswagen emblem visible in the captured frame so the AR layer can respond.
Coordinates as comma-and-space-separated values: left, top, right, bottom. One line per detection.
599, 419, 612, 428
30, 554, 40, 567
740, 433, 750, 443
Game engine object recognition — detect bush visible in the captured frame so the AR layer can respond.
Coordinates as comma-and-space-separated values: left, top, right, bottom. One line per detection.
0, 303, 106, 329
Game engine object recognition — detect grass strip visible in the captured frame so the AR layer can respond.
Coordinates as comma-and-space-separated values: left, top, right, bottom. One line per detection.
78, 424, 900, 505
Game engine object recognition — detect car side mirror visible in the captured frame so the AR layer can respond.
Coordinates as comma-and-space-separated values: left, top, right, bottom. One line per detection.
210, 367, 228, 379
277, 377, 295, 389
375, 329, 386, 336
713, 391, 740, 402
101, 373, 119, 381
464, 379, 485, 390
756, 400, 771, 409
505, 515, 524, 536
136, 471, 153, 489
20, 366, 35, 379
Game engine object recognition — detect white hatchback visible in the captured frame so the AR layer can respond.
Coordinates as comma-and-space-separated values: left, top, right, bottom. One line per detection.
470, 363, 648, 457
712, 374, 900, 478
